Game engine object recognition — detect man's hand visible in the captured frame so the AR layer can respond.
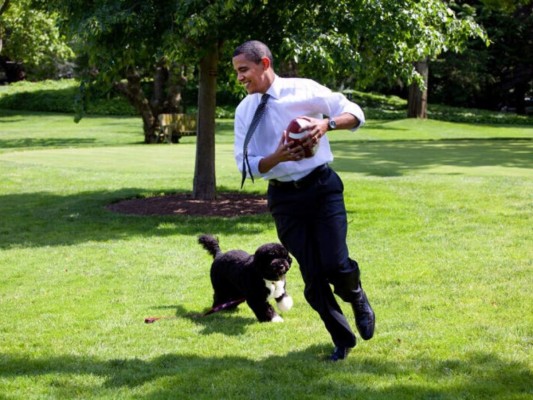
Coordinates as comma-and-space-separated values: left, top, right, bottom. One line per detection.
294, 116, 327, 149
258, 131, 306, 173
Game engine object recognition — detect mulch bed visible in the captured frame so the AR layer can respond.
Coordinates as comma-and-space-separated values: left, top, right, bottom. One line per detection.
106, 192, 269, 217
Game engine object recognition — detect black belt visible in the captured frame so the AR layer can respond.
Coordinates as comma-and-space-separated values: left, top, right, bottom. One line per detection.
269, 164, 329, 189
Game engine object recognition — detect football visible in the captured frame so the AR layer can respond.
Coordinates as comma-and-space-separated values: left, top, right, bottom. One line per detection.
285, 117, 319, 158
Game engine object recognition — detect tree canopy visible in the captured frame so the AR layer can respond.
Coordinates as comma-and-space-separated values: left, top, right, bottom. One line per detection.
269, 0, 487, 90
43, 0, 487, 199
0, 0, 73, 79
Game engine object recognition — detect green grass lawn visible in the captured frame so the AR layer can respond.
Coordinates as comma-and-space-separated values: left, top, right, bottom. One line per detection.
0, 109, 532, 399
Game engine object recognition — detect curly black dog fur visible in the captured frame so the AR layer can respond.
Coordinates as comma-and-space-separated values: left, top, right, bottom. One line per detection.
198, 234, 293, 322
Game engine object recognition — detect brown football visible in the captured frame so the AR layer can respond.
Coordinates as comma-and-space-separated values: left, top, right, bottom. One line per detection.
285, 118, 319, 158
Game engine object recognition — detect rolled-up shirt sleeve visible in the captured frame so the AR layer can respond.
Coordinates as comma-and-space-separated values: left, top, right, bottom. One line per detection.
319, 91, 365, 130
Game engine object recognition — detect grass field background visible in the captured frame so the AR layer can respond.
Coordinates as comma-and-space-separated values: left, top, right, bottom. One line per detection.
0, 108, 532, 399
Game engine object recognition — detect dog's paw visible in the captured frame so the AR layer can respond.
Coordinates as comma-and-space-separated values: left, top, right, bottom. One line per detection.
277, 295, 293, 312
271, 315, 284, 323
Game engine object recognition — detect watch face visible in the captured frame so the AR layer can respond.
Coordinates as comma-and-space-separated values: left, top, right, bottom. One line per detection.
329, 120, 337, 130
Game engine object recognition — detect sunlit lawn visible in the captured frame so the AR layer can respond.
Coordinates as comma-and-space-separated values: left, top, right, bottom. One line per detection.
1, 109, 532, 399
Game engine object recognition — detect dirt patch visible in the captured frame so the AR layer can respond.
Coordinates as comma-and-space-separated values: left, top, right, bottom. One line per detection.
106, 192, 269, 217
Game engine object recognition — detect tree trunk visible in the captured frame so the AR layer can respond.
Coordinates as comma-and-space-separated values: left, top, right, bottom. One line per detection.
193, 47, 218, 200
167, 63, 187, 113
151, 62, 168, 113
514, 80, 527, 115
114, 69, 159, 143
407, 59, 428, 118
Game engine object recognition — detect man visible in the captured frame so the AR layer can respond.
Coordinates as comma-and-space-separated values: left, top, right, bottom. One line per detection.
232, 40, 375, 361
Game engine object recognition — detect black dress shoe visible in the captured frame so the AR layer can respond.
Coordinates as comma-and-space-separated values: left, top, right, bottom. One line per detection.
329, 346, 352, 361
351, 287, 375, 340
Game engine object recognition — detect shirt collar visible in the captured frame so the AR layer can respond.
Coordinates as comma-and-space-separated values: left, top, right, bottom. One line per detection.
265, 75, 282, 100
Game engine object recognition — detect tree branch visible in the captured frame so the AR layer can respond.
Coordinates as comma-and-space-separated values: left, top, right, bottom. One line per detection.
0, 0, 11, 16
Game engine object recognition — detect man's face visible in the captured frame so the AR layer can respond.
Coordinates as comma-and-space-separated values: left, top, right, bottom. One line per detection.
232, 54, 269, 94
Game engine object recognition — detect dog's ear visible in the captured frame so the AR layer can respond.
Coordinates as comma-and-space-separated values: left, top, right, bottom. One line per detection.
278, 245, 292, 265
254, 245, 274, 266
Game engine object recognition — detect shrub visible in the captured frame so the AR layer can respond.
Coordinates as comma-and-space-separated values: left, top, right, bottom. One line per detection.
1, 80, 532, 125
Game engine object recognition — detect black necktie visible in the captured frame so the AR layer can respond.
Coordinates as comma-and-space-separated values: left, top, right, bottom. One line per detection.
241, 93, 270, 188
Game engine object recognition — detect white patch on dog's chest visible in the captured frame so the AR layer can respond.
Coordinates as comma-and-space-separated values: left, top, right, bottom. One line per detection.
264, 279, 284, 300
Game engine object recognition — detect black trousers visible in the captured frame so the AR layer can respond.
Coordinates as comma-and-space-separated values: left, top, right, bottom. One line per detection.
267, 165, 358, 348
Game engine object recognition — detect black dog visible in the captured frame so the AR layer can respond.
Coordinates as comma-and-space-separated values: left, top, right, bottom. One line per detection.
198, 234, 293, 322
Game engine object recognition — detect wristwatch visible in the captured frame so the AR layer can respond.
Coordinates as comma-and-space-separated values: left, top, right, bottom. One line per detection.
327, 118, 337, 131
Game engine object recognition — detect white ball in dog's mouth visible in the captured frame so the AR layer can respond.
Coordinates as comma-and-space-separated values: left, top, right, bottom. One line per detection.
277, 295, 293, 312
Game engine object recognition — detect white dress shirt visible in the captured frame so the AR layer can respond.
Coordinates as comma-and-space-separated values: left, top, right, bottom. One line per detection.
234, 75, 365, 182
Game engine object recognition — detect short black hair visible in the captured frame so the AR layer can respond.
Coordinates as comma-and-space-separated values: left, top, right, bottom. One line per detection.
233, 40, 274, 68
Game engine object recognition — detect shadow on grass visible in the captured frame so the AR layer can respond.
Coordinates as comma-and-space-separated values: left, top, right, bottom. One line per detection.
146, 304, 257, 336
1, 137, 531, 249
0, 188, 274, 249
331, 138, 533, 177
0, 349, 530, 399
0, 137, 99, 149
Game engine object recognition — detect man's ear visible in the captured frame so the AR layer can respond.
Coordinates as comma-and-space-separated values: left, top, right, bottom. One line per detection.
261, 57, 270, 70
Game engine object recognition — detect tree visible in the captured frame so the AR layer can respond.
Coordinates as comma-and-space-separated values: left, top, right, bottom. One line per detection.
408, 60, 429, 118
266, 0, 486, 119
403, 2, 488, 118
170, 0, 488, 198
44, 0, 195, 143
0, 0, 11, 53
430, 0, 533, 114
47, 0, 487, 200
0, 0, 73, 80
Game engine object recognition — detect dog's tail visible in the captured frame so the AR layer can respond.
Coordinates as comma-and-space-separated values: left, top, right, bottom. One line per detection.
198, 234, 222, 259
